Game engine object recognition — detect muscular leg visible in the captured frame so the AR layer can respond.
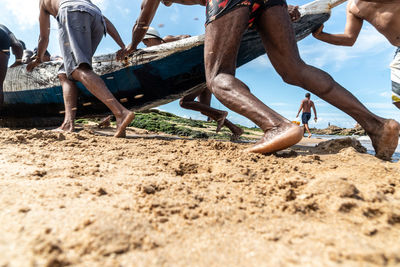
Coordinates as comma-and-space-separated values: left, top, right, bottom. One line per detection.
56, 74, 78, 132
257, 5, 399, 160
198, 88, 212, 121
0, 52, 9, 106
180, 86, 244, 139
71, 64, 135, 137
205, 7, 303, 153
180, 85, 228, 132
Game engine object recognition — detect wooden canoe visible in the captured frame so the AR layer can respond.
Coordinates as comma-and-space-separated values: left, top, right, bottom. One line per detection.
0, 0, 346, 126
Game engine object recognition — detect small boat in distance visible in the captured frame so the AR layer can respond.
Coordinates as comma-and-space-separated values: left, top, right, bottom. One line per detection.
0, 0, 346, 126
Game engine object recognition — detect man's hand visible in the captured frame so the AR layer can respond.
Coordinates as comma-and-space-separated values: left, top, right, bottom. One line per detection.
312, 25, 324, 38
288, 5, 300, 22
314, 117, 318, 122
116, 43, 137, 61
26, 58, 42, 72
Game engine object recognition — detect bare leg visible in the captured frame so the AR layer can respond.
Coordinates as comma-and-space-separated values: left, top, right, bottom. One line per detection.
395, 102, 400, 110
304, 123, 312, 138
56, 74, 78, 132
205, 7, 303, 153
0, 52, 9, 106
257, 6, 399, 160
198, 88, 212, 121
71, 65, 135, 137
180, 86, 244, 139
180, 86, 227, 132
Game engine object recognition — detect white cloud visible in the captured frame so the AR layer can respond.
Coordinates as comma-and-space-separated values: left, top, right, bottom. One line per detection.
299, 25, 392, 70
0, 0, 40, 29
246, 55, 273, 70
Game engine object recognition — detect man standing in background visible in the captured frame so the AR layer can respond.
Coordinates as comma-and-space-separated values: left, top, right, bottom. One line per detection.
296, 93, 317, 138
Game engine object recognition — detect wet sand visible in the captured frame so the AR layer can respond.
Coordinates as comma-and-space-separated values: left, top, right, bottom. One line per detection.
0, 126, 400, 266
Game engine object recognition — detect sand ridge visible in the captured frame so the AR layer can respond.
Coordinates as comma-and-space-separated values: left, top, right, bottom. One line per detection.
0, 127, 399, 266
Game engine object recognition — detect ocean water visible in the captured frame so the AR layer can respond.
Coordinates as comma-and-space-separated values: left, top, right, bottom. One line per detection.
313, 135, 400, 162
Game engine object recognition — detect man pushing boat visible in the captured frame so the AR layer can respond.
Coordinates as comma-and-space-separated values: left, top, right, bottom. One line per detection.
119, 0, 399, 160
0, 24, 23, 106
312, 0, 400, 110
27, 0, 135, 137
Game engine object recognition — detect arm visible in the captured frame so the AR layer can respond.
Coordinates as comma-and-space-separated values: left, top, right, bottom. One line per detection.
27, 2, 50, 72
296, 102, 303, 118
312, 2, 363, 46
163, 34, 191, 43
312, 102, 317, 121
8, 34, 23, 68
125, 0, 161, 56
103, 16, 125, 49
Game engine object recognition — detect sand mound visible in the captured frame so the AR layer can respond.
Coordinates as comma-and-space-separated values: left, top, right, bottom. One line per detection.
0, 127, 399, 266
314, 137, 367, 154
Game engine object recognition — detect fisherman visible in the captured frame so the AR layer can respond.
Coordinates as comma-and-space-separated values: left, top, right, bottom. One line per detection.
118, 0, 399, 159
27, 0, 135, 137
0, 24, 23, 106
142, 26, 244, 140
312, 0, 400, 110
296, 93, 317, 138
142, 26, 191, 46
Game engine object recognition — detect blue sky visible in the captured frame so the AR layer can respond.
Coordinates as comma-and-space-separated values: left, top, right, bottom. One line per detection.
0, 0, 398, 128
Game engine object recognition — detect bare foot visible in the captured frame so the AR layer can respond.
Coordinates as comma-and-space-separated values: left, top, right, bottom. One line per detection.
308, 133, 312, 138
216, 111, 228, 133
114, 111, 135, 138
98, 115, 112, 128
53, 121, 74, 132
246, 124, 303, 154
369, 119, 400, 160
230, 127, 244, 142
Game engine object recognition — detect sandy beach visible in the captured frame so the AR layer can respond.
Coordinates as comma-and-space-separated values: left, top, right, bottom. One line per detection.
0, 125, 400, 266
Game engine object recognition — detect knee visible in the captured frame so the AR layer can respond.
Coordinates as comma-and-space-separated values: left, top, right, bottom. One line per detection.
278, 63, 305, 86
210, 73, 233, 94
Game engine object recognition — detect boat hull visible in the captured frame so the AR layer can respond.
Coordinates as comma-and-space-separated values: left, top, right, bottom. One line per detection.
0, 12, 330, 126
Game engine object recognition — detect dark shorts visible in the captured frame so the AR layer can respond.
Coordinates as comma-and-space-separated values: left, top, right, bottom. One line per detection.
205, 0, 287, 28
301, 112, 311, 125
0, 28, 11, 56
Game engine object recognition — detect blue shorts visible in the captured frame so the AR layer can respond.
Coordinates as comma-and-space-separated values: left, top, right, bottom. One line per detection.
301, 112, 311, 124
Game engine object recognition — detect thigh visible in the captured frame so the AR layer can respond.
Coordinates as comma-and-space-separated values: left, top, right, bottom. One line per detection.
0, 52, 9, 85
256, 5, 303, 72
205, 7, 250, 80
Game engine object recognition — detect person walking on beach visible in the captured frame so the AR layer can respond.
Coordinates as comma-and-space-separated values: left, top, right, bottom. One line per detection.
119, 0, 399, 159
27, 0, 135, 137
0, 24, 23, 106
296, 93, 317, 138
312, 0, 400, 110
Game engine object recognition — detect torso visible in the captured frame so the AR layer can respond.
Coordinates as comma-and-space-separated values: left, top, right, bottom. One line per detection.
349, 0, 400, 46
302, 99, 313, 113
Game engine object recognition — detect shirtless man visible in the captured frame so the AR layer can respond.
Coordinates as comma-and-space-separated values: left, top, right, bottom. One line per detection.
119, 0, 400, 159
0, 24, 23, 106
27, 0, 135, 137
141, 26, 243, 140
296, 93, 317, 138
313, 0, 400, 110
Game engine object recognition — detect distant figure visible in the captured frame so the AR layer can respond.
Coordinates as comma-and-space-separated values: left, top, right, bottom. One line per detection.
142, 27, 191, 47
312, 0, 400, 110
27, 0, 135, 137
0, 24, 23, 105
142, 27, 244, 140
296, 93, 317, 138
